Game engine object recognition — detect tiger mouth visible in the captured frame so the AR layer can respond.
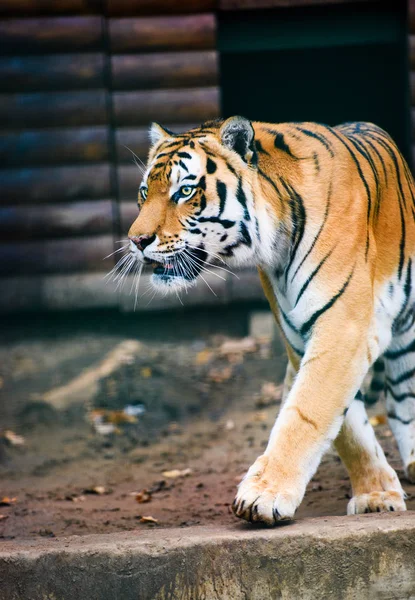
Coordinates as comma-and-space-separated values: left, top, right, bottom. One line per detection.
152, 248, 207, 281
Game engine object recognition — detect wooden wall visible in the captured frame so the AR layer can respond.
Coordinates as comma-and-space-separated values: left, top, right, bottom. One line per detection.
0, 0, 220, 312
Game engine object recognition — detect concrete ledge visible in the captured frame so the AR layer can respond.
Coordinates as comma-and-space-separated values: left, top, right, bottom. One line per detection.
1, 513, 414, 599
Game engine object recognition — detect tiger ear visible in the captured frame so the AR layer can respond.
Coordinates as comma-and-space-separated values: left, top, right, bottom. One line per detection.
149, 122, 174, 146
220, 116, 256, 165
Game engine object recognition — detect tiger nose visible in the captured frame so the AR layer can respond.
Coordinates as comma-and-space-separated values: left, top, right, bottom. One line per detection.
129, 234, 156, 251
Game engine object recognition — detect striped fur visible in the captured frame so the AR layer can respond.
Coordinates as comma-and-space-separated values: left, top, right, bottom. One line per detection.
128, 117, 415, 523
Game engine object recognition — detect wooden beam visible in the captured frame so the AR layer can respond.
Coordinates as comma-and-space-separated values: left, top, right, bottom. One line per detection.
112, 51, 218, 90
0, 91, 108, 129
0, 164, 112, 203
117, 165, 142, 200
120, 201, 139, 233
0, 54, 105, 93
0, 201, 114, 240
109, 15, 216, 52
0, 127, 109, 167
0, 0, 102, 17
113, 87, 220, 126
0, 235, 114, 275
0, 17, 103, 54
107, 0, 216, 17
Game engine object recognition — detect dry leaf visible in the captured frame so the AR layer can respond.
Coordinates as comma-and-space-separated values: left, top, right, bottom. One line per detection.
162, 468, 192, 479
369, 415, 387, 427
255, 382, 283, 408
224, 419, 235, 431
195, 350, 214, 365
139, 515, 158, 524
207, 366, 232, 383
2, 430, 25, 446
140, 367, 152, 378
84, 486, 106, 495
135, 490, 152, 503
0, 514, 8, 521
0, 497, 16, 506
252, 411, 267, 422
220, 337, 257, 356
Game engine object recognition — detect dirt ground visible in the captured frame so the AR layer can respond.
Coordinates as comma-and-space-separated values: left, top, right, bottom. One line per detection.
0, 308, 414, 541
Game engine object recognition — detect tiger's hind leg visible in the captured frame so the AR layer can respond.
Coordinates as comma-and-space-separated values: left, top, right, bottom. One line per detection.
334, 394, 406, 514
384, 315, 415, 483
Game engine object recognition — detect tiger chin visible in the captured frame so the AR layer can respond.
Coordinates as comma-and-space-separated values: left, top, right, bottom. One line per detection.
127, 116, 415, 525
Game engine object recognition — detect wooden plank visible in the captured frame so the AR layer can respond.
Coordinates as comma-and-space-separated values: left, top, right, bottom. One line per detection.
120, 201, 139, 232
116, 123, 198, 163
220, 0, 375, 8
108, 0, 216, 17
0, 164, 112, 203
0, 17, 103, 54
0, 201, 114, 240
0, 1, 102, 16
411, 36, 415, 70
113, 87, 220, 126
109, 15, 216, 52
0, 235, 114, 275
117, 165, 142, 200
0, 127, 109, 167
0, 273, 119, 312
0, 54, 105, 93
112, 51, 218, 90
0, 91, 108, 129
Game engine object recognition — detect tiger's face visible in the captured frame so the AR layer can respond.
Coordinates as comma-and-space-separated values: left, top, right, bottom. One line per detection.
127, 117, 260, 291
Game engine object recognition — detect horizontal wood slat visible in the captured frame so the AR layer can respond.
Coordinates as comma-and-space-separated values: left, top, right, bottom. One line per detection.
0, 164, 112, 203
115, 123, 197, 163
0, 201, 114, 240
0, 127, 109, 167
0, 17, 103, 54
109, 15, 216, 52
0, 273, 118, 312
111, 51, 218, 90
113, 87, 220, 126
0, 1, 103, 17
117, 165, 142, 200
0, 54, 105, 93
0, 235, 114, 275
120, 201, 138, 232
0, 91, 108, 129
107, 1, 216, 17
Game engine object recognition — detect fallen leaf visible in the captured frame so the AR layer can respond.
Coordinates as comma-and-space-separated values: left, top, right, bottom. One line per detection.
224, 419, 235, 431
135, 490, 152, 503
2, 430, 25, 446
207, 366, 233, 383
220, 337, 257, 356
195, 350, 214, 365
0, 514, 8, 521
140, 367, 152, 378
84, 486, 107, 495
252, 411, 267, 422
65, 494, 86, 502
369, 415, 387, 427
255, 382, 283, 408
162, 468, 192, 479
139, 515, 158, 524
0, 497, 17, 506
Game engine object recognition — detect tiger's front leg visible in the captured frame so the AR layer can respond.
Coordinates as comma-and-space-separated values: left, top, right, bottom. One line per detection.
232, 314, 370, 525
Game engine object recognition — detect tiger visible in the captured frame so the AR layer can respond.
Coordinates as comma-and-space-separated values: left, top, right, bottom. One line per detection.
126, 116, 415, 524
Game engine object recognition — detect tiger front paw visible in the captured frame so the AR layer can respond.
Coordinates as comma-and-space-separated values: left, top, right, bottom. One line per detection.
232, 455, 300, 525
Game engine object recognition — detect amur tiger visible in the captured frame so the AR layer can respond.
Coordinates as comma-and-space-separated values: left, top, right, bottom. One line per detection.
126, 116, 415, 524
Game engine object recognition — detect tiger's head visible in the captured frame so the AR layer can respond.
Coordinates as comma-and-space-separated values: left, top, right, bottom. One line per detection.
127, 116, 266, 291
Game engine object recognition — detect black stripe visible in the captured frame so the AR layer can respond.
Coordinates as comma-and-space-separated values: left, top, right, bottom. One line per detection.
272, 131, 297, 159
216, 180, 227, 216
392, 259, 412, 333
295, 126, 334, 157
384, 339, 415, 360
206, 158, 217, 174
388, 413, 414, 425
280, 178, 306, 282
177, 151, 192, 159
386, 366, 415, 386
239, 221, 252, 247
295, 247, 334, 307
178, 160, 188, 172
291, 183, 332, 283
236, 178, 250, 221
255, 139, 270, 155
198, 216, 235, 229
370, 379, 384, 392
183, 174, 197, 181
373, 359, 385, 372
385, 385, 415, 402
300, 268, 354, 337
